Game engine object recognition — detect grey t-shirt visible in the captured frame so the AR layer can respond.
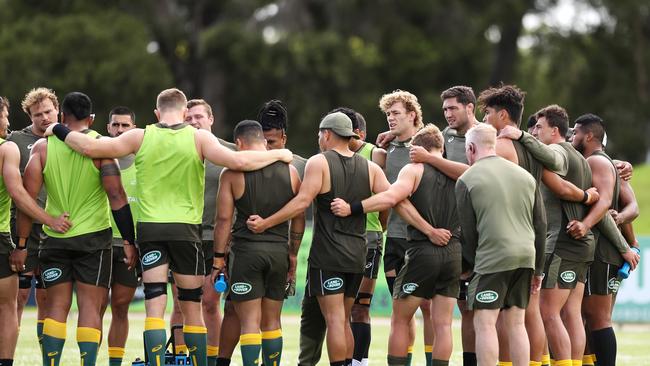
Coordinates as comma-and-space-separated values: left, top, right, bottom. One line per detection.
385, 139, 411, 239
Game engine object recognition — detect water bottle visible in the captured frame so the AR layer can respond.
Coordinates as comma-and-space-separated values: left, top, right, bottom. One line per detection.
131, 358, 145, 366
214, 273, 227, 293
618, 247, 641, 279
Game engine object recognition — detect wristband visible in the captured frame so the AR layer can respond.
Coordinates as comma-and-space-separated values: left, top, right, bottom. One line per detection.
581, 190, 589, 204
53, 124, 72, 141
350, 201, 364, 216
214, 252, 225, 258
16, 237, 27, 250
111, 204, 135, 245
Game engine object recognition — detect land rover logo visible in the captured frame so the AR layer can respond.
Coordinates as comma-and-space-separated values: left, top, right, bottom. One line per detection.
142, 250, 162, 266
560, 271, 576, 283
323, 277, 343, 291
476, 290, 499, 303
402, 283, 418, 294
608, 278, 620, 292
231, 282, 252, 295
42, 268, 62, 282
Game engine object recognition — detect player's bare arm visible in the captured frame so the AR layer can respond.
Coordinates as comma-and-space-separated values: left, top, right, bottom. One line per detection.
409, 145, 468, 180
287, 165, 305, 284
45, 123, 143, 158
198, 129, 292, 171
212, 168, 239, 283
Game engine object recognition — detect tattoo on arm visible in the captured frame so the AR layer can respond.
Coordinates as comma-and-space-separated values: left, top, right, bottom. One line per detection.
289, 230, 304, 255
100, 163, 121, 177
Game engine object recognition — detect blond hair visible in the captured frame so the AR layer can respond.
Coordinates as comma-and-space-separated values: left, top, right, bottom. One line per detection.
21, 87, 59, 116
466, 123, 496, 150
379, 89, 423, 128
412, 123, 443, 151
156, 88, 187, 112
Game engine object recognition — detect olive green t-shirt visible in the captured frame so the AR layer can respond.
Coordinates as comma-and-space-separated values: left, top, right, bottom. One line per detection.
442, 127, 469, 164
385, 139, 411, 239
455, 156, 537, 274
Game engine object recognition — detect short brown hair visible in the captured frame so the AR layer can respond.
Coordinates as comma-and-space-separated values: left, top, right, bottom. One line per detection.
478, 85, 526, 124
187, 99, 213, 118
379, 89, 423, 128
440, 86, 476, 106
412, 123, 443, 152
0, 96, 9, 111
21, 87, 59, 116
156, 88, 187, 112
535, 104, 569, 137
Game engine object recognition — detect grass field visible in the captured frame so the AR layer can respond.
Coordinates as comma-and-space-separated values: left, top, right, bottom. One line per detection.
13, 309, 650, 365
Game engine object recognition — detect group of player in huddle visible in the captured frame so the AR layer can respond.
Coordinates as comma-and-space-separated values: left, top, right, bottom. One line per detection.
0, 83, 640, 366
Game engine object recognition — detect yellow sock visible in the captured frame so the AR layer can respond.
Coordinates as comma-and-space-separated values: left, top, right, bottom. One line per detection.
108, 346, 125, 359
175, 344, 189, 354
582, 354, 594, 366
498, 362, 513, 366
207, 345, 219, 357
424, 345, 433, 353
407, 345, 414, 354
43, 318, 67, 339
530, 362, 543, 366
555, 360, 572, 366
571, 360, 582, 366
542, 354, 551, 366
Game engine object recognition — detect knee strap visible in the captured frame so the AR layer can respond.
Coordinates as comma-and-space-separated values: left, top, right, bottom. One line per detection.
19, 274, 33, 289
354, 292, 373, 306
177, 286, 203, 303
144, 282, 168, 300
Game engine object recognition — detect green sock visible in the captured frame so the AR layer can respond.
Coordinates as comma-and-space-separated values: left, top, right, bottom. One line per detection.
406, 346, 414, 366
37, 320, 45, 349
42, 318, 66, 366
144, 318, 167, 366
425, 345, 433, 366
184, 325, 208, 366
207, 345, 219, 366
262, 329, 283, 366
240, 333, 262, 366
77, 327, 101, 366
109, 347, 125, 366
388, 355, 409, 366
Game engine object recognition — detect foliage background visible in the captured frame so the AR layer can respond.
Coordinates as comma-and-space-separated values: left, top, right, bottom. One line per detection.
1, 0, 648, 162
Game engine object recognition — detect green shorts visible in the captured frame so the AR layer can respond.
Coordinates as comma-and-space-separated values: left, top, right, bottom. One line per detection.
585, 259, 620, 296
364, 231, 383, 279
227, 242, 288, 301
393, 242, 461, 300
468, 268, 533, 310
307, 266, 363, 298
542, 253, 589, 289
111, 246, 139, 288
39, 248, 113, 288
139, 241, 205, 276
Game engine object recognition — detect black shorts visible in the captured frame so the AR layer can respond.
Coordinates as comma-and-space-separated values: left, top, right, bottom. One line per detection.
111, 246, 139, 288
393, 243, 461, 300
228, 243, 288, 301
542, 253, 589, 290
202, 240, 214, 277
0, 252, 15, 279
384, 237, 408, 275
39, 248, 113, 288
364, 232, 383, 279
25, 224, 47, 273
307, 266, 363, 298
585, 259, 620, 296
467, 268, 533, 310
139, 241, 205, 276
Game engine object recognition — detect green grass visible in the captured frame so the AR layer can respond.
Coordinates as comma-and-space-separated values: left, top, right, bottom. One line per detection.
14, 309, 650, 365
630, 164, 650, 235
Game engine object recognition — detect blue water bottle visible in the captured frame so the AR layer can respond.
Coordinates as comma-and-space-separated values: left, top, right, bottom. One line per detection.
214, 273, 228, 293
618, 247, 640, 279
